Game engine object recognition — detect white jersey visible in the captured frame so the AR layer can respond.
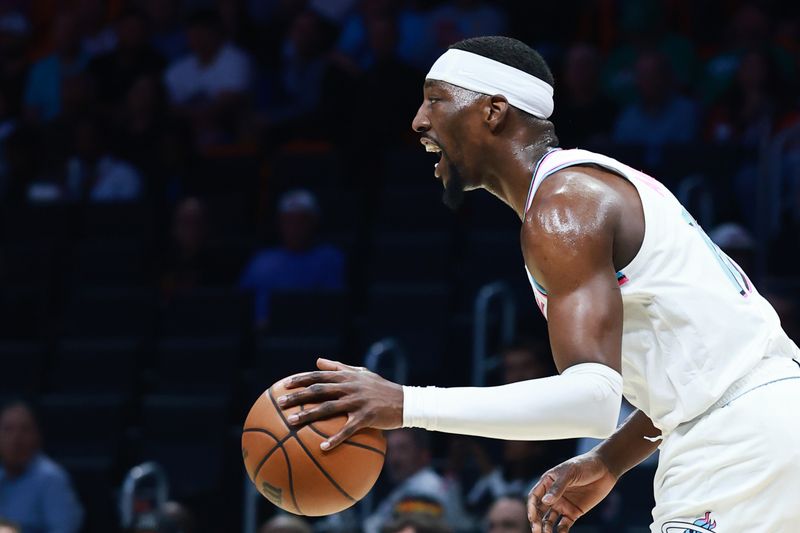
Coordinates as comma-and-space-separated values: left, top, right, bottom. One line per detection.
523, 148, 800, 434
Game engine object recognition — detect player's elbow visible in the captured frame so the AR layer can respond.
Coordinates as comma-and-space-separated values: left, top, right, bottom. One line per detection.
583, 402, 620, 439
564, 363, 623, 439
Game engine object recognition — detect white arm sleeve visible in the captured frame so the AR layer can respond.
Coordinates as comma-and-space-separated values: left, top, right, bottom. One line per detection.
402, 363, 622, 440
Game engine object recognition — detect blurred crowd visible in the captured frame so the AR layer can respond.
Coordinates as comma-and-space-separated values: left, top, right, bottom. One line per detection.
1, 0, 800, 532
0, 0, 799, 209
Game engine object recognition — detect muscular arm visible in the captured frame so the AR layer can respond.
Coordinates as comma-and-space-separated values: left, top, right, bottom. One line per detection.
595, 408, 661, 478
523, 170, 624, 375
397, 171, 627, 440
278, 170, 631, 448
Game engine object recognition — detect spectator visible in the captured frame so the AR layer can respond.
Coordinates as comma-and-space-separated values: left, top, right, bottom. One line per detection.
130, 501, 195, 533
144, 0, 188, 61
552, 44, 617, 149
0, 401, 84, 533
262, 9, 339, 137
763, 291, 800, 344
23, 13, 89, 122
89, 9, 165, 110
116, 74, 169, 179
0, 520, 20, 533
706, 49, 797, 146
160, 501, 196, 533
465, 440, 552, 515
602, 0, 698, 105
484, 496, 528, 533
76, 0, 117, 59
163, 9, 253, 146
448, 341, 557, 515
161, 196, 229, 297
355, 13, 424, 146
701, 4, 796, 104
0, 89, 17, 193
64, 115, 143, 203
427, 0, 508, 63
259, 514, 312, 533
239, 189, 345, 328
381, 507, 452, 533
499, 339, 552, 385
709, 222, 755, 276
613, 51, 698, 159
0, 5, 31, 119
364, 429, 462, 533
336, 0, 432, 72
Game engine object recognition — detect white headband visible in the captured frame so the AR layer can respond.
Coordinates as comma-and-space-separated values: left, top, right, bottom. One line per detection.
426, 48, 554, 119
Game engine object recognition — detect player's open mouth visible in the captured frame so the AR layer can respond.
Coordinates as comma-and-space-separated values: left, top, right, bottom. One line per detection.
420, 138, 444, 179
420, 137, 441, 153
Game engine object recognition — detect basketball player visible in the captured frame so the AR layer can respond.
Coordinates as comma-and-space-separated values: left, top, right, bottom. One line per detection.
278, 36, 800, 532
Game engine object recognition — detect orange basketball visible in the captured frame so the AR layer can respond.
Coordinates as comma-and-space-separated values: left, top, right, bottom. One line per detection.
242, 378, 386, 516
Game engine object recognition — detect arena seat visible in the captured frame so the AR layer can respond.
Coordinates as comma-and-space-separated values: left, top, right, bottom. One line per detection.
159, 288, 251, 338
39, 393, 127, 461
374, 183, 455, 231
369, 231, 453, 284
154, 337, 240, 394
61, 287, 156, 339
69, 238, 152, 288
49, 339, 139, 397
362, 283, 452, 384
140, 394, 229, 497
268, 290, 348, 337
0, 286, 48, 340
254, 335, 342, 383
80, 202, 155, 241
0, 342, 45, 401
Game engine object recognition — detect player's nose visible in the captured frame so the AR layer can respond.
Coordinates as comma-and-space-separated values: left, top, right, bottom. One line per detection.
411, 103, 430, 133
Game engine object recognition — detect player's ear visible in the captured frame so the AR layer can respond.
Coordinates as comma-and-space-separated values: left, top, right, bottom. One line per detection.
486, 94, 510, 132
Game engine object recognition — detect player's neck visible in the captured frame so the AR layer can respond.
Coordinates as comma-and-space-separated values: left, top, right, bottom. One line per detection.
483, 135, 554, 221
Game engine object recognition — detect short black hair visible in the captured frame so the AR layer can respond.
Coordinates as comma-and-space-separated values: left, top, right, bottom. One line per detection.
449, 36, 554, 87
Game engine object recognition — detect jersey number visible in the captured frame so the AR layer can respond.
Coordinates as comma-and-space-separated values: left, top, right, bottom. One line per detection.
681, 209, 752, 297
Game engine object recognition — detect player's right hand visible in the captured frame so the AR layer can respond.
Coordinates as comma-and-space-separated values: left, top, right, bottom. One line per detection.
527, 451, 618, 533
277, 358, 404, 450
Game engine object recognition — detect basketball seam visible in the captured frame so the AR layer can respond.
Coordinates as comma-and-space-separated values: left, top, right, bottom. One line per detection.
244, 417, 302, 514
250, 432, 291, 480
277, 437, 302, 515
299, 404, 386, 457
268, 387, 356, 503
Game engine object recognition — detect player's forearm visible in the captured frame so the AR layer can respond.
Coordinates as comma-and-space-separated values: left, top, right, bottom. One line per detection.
594, 408, 660, 479
402, 363, 623, 441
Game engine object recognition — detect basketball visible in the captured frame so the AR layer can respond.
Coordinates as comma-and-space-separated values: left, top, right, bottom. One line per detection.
242, 378, 387, 516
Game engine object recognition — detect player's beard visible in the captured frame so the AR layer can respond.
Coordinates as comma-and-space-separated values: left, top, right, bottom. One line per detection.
441, 159, 466, 210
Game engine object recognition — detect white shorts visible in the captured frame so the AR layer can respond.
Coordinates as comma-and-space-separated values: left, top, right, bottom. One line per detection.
651, 356, 800, 533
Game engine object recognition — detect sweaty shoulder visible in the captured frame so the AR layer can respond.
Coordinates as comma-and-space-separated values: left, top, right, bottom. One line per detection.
521, 165, 641, 280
